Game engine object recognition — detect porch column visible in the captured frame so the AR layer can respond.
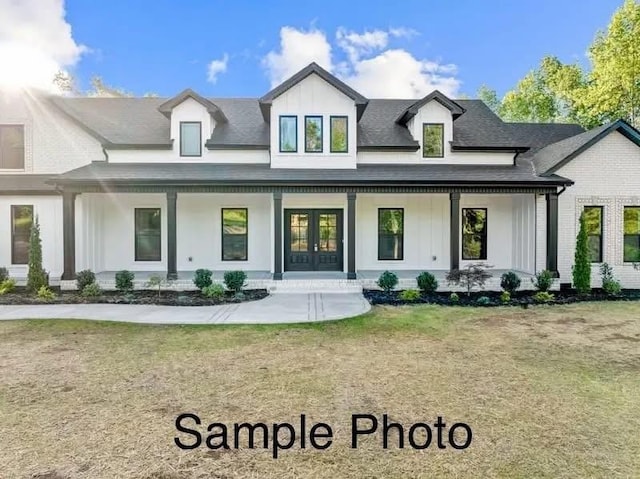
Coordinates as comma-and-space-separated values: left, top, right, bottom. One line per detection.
450, 192, 460, 270
166, 191, 178, 280
61, 191, 77, 281
546, 192, 559, 276
347, 192, 357, 279
273, 191, 283, 280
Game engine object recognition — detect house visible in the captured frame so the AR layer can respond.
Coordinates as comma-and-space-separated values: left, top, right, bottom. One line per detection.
1, 62, 639, 292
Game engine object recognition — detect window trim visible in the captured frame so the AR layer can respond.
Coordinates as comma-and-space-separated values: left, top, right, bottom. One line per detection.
279, 115, 298, 153
0, 124, 26, 170
377, 208, 404, 261
304, 115, 323, 153
623, 206, 640, 263
11, 204, 33, 265
422, 123, 445, 158
221, 208, 248, 262
462, 207, 488, 261
583, 205, 603, 263
329, 115, 349, 153
179, 121, 202, 157
134, 208, 162, 262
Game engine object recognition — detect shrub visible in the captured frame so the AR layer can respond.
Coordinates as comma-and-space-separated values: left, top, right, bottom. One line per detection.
146, 274, 171, 299
0, 267, 9, 283
81, 282, 101, 298
416, 272, 438, 294
202, 283, 225, 300
224, 271, 247, 293
446, 263, 493, 296
500, 271, 521, 294
36, 285, 55, 300
500, 291, 511, 304
115, 270, 135, 292
0, 279, 16, 295
193, 269, 213, 291
476, 296, 491, 306
572, 211, 591, 295
399, 289, 421, 302
27, 216, 48, 292
533, 291, 555, 303
449, 292, 460, 304
531, 270, 554, 292
600, 263, 622, 296
76, 269, 96, 291
233, 291, 246, 301
377, 271, 398, 292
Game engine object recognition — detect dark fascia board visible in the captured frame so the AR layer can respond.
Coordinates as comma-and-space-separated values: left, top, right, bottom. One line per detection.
396, 90, 465, 125
258, 63, 369, 122
157, 88, 228, 123
543, 119, 640, 176
451, 145, 530, 152
357, 144, 420, 152
205, 142, 270, 150
103, 142, 173, 150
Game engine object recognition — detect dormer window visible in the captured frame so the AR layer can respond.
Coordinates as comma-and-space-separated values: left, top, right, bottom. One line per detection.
423, 123, 444, 158
180, 121, 202, 157
279, 116, 297, 152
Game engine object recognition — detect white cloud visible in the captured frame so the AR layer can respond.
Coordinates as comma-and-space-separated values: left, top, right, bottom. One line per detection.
207, 53, 229, 84
262, 26, 460, 98
0, 0, 87, 91
262, 26, 333, 87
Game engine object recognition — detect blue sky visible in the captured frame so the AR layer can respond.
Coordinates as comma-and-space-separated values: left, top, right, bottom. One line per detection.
1, 0, 625, 98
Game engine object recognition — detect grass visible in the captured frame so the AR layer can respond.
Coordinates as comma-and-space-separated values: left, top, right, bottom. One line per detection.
1, 303, 639, 478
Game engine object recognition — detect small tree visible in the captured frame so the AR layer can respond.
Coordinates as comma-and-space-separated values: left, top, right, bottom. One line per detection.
446, 263, 493, 296
572, 212, 591, 295
27, 215, 48, 292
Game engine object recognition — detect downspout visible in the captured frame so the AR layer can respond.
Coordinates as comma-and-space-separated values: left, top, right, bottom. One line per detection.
512, 150, 520, 166
102, 146, 109, 162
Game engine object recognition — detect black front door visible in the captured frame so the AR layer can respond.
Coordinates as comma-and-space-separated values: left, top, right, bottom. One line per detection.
284, 209, 343, 272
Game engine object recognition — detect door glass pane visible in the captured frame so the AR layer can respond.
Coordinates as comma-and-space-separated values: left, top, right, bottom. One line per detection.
318, 214, 337, 252
290, 214, 309, 252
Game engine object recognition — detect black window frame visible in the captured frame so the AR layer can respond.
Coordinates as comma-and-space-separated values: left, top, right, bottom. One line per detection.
221, 208, 248, 261
11, 204, 33, 265
279, 115, 298, 153
462, 208, 488, 261
422, 123, 444, 158
304, 115, 323, 153
583, 206, 603, 263
179, 121, 202, 157
134, 208, 162, 262
623, 206, 640, 263
378, 208, 404, 261
0, 124, 25, 170
329, 115, 349, 153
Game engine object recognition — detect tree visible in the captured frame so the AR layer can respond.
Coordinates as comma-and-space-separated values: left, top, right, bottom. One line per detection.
477, 85, 501, 114
572, 212, 591, 295
27, 215, 48, 292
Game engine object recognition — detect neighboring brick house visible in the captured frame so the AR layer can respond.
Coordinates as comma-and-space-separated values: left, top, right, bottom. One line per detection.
1, 63, 639, 291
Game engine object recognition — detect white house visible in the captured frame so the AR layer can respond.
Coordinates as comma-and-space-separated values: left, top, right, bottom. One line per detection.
1, 63, 639, 291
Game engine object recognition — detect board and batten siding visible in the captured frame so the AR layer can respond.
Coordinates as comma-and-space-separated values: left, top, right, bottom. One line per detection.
555, 130, 640, 287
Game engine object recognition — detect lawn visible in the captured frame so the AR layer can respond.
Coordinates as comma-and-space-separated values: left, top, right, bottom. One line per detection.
1, 303, 639, 478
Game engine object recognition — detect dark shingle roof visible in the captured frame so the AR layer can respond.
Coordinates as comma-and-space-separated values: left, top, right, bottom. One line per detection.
157, 88, 227, 123
396, 90, 464, 124
53, 161, 571, 186
508, 122, 585, 156
0, 175, 57, 193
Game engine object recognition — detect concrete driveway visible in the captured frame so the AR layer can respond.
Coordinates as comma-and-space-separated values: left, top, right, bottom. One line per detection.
0, 293, 371, 325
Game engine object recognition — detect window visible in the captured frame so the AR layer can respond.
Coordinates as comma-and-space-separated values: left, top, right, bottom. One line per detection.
330, 116, 348, 153
305, 116, 323, 153
135, 208, 161, 261
422, 123, 444, 158
11, 205, 33, 264
279, 116, 297, 152
378, 208, 404, 260
222, 208, 248, 261
623, 206, 640, 262
583, 206, 603, 263
1, 125, 25, 169
180, 122, 201, 157
462, 208, 487, 260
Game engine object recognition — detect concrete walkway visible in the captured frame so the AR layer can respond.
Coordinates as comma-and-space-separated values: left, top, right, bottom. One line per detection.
0, 293, 371, 325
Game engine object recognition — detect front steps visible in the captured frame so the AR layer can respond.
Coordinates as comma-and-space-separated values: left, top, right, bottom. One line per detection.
268, 279, 363, 294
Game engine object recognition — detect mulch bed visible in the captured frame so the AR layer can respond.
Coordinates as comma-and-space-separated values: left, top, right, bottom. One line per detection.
0, 287, 269, 306
364, 288, 640, 307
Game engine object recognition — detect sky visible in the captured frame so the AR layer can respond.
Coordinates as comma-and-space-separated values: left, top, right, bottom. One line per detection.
0, 0, 625, 99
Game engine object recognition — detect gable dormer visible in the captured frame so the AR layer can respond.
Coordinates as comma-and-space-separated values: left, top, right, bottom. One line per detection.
157, 89, 227, 157
259, 63, 368, 169
396, 90, 464, 159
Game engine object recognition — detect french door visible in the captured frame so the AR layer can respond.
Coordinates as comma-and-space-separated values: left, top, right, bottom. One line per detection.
284, 209, 343, 271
